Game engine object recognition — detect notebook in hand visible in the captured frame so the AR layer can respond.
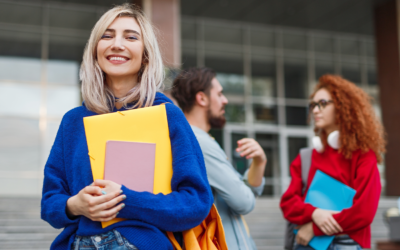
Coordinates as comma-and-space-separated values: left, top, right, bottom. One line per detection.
303, 170, 356, 250
104, 140, 156, 193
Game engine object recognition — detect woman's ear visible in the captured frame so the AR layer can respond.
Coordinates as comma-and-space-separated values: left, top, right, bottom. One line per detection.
195, 91, 209, 108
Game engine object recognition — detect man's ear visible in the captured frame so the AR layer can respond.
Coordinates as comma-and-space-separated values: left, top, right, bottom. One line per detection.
195, 91, 209, 108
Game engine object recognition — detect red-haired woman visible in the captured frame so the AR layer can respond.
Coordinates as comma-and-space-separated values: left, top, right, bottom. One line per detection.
280, 74, 386, 250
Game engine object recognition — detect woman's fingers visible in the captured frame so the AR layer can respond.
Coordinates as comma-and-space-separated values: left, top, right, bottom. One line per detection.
94, 202, 125, 221
83, 185, 103, 196
96, 194, 126, 212
328, 216, 343, 233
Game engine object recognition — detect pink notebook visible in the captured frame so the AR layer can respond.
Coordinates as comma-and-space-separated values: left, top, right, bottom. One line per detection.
104, 141, 156, 192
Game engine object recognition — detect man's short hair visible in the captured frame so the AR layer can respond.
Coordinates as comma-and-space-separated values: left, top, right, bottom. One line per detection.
171, 67, 216, 113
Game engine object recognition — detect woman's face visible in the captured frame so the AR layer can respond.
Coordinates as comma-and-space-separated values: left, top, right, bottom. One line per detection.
311, 88, 337, 131
97, 16, 144, 81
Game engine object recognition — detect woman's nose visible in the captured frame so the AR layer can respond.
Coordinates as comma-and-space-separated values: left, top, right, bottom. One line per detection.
111, 38, 125, 51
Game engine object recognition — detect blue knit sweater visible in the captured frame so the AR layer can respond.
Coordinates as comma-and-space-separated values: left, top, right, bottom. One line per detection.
41, 92, 213, 250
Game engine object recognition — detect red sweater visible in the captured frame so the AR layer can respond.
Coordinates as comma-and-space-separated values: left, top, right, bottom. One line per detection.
280, 146, 381, 248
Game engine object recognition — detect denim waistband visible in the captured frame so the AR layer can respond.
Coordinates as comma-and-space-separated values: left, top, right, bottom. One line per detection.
333, 235, 358, 245
73, 229, 125, 250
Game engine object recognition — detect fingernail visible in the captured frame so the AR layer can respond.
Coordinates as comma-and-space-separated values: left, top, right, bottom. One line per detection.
119, 190, 123, 194
121, 204, 125, 208
122, 195, 126, 200
101, 190, 107, 195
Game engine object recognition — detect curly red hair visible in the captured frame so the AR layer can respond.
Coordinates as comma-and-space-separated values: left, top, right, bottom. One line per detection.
311, 74, 386, 163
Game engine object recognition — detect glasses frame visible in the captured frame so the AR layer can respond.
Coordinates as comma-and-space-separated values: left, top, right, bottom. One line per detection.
308, 99, 333, 111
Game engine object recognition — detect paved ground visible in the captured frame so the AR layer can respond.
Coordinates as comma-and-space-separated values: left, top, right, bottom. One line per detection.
0, 197, 396, 249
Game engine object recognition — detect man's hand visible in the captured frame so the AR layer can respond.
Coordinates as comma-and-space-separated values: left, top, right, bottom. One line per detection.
296, 222, 314, 246
312, 208, 343, 235
236, 138, 267, 165
66, 180, 125, 222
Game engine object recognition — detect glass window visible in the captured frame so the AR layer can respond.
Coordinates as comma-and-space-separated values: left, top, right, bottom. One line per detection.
0, 29, 42, 58
213, 70, 244, 95
255, 133, 279, 196
209, 129, 223, 148
49, 34, 88, 61
368, 64, 377, 86
288, 137, 308, 175
251, 58, 276, 98
231, 132, 248, 175
0, 56, 42, 83
181, 54, 197, 69
49, 7, 97, 30
225, 103, 245, 123
250, 29, 274, 48
0, 2, 42, 26
253, 104, 278, 124
365, 41, 375, 58
284, 58, 308, 99
47, 85, 80, 118
286, 106, 308, 126
181, 20, 196, 40
0, 83, 41, 118
283, 32, 307, 51
47, 60, 79, 85
204, 24, 242, 45
341, 62, 361, 85
315, 60, 335, 80
314, 36, 334, 54
0, 117, 40, 172
340, 38, 360, 56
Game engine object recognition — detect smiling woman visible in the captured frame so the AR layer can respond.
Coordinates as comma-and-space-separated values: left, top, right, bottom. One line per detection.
40, 3, 213, 250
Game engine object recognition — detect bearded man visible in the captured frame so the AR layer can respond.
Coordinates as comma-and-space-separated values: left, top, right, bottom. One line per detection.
171, 67, 267, 250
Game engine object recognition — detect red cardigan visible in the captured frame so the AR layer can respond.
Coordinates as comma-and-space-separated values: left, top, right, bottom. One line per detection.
280, 146, 381, 248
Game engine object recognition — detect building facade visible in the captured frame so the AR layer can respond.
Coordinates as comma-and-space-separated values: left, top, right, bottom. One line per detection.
0, 0, 393, 197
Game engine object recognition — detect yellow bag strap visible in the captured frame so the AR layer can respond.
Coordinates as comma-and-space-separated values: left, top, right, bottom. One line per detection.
167, 231, 183, 250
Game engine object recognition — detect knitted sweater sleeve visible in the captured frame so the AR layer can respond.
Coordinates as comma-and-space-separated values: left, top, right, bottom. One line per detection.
117, 104, 213, 232
280, 154, 317, 225
41, 118, 79, 229
313, 150, 381, 236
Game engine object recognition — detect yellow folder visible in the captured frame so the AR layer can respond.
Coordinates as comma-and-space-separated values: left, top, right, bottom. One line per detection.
83, 104, 173, 228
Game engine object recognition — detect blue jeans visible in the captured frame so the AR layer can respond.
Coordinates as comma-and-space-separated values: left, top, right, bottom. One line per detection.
71, 229, 138, 250
294, 235, 362, 250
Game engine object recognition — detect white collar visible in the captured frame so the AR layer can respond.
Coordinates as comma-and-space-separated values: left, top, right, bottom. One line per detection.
312, 130, 340, 153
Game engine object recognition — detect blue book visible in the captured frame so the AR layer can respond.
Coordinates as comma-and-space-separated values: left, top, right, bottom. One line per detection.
297, 170, 356, 250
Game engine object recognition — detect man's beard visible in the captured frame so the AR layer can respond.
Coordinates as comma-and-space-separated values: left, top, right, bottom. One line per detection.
207, 107, 226, 129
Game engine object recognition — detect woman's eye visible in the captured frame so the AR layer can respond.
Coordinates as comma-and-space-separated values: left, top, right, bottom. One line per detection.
101, 35, 112, 39
127, 36, 138, 40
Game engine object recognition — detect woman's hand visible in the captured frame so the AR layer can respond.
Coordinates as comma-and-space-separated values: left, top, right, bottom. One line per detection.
236, 138, 267, 165
66, 181, 125, 222
312, 208, 343, 235
296, 222, 314, 246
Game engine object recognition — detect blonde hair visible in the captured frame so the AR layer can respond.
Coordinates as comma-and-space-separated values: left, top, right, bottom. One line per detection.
80, 3, 164, 114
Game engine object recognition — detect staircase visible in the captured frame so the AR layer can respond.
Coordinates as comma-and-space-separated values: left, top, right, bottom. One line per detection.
0, 197, 396, 249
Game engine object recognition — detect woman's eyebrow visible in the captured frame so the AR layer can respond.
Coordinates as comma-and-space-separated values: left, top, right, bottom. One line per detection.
124, 29, 141, 36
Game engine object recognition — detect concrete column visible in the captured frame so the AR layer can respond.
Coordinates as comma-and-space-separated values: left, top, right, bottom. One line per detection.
375, 0, 400, 196
141, 0, 181, 68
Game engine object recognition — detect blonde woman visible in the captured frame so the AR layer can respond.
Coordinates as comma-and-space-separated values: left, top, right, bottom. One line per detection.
41, 4, 212, 250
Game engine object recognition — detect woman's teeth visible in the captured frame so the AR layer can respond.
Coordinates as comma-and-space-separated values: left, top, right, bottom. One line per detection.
109, 57, 127, 61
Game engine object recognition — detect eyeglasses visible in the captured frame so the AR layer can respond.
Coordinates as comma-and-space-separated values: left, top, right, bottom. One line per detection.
309, 99, 333, 111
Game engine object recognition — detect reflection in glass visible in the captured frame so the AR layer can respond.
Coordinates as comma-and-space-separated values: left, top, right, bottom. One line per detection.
204, 24, 242, 45
250, 29, 274, 48
283, 33, 307, 51
0, 57, 42, 83
0, 117, 40, 171
231, 132, 248, 175
209, 129, 223, 148
284, 58, 308, 99
315, 60, 335, 80
341, 62, 361, 85
253, 104, 277, 124
0, 83, 41, 118
252, 59, 276, 97
288, 137, 308, 175
314, 36, 334, 54
340, 39, 360, 56
181, 20, 196, 40
286, 106, 308, 126
225, 104, 245, 123
216, 73, 244, 95
255, 133, 279, 195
